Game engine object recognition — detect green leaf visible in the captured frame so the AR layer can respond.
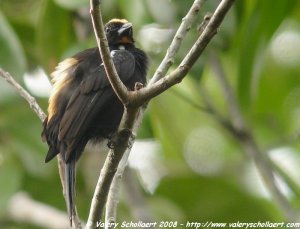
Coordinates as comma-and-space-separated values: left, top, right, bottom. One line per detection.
0, 11, 26, 78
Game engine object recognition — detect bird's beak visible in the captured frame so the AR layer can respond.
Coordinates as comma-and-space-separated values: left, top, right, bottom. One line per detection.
118, 23, 133, 36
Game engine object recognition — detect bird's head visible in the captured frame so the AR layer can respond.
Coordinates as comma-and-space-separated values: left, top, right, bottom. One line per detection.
105, 19, 134, 49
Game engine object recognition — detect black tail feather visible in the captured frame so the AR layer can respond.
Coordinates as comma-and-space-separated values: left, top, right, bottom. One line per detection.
65, 160, 76, 226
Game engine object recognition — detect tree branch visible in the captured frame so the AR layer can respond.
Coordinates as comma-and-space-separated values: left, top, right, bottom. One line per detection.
86, 107, 139, 228
1, 0, 236, 227
103, 1, 207, 224
87, 0, 235, 227
130, 0, 236, 106
0, 68, 82, 228
87, 0, 153, 226
0, 69, 46, 121
104, 148, 130, 229
123, 168, 154, 225
209, 52, 244, 130
104, 108, 149, 227
209, 53, 298, 221
90, 0, 235, 108
149, 0, 206, 85
174, 77, 300, 222
8, 192, 70, 229
90, 0, 129, 105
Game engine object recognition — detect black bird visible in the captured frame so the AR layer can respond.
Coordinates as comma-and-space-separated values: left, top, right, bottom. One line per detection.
42, 18, 148, 225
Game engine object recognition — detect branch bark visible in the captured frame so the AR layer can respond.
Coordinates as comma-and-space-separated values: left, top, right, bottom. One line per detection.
104, 0, 207, 225
149, 0, 207, 84
0, 69, 46, 121
87, 0, 235, 227
90, 0, 129, 105
87, 107, 139, 228
123, 168, 154, 225
1, 0, 236, 227
104, 148, 130, 229
130, 0, 236, 106
8, 192, 70, 229
90, 0, 235, 108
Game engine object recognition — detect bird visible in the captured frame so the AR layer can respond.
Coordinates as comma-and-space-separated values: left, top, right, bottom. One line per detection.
41, 18, 148, 225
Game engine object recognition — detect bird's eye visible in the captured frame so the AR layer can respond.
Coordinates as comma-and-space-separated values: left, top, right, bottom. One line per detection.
105, 27, 110, 33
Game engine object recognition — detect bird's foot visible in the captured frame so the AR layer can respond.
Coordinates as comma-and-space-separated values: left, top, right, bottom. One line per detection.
107, 129, 135, 149
134, 82, 144, 91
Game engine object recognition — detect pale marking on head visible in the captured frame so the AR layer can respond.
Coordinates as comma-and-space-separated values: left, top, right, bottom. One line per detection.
108, 18, 129, 24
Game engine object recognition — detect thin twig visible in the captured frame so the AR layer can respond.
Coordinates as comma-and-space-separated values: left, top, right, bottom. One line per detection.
123, 168, 154, 225
209, 52, 297, 222
87, 107, 139, 228
209, 52, 244, 130
104, 148, 130, 229
170, 89, 209, 112
8, 192, 70, 229
0, 68, 82, 228
177, 81, 300, 202
270, 160, 300, 199
199, 86, 240, 138
149, 0, 206, 85
131, 0, 236, 106
90, 0, 232, 108
0, 69, 46, 121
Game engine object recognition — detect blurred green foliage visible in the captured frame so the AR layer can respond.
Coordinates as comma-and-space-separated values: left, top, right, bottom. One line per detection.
1, 0, 300, 228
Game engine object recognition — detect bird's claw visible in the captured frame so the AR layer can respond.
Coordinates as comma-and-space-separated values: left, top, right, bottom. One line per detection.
107, 129, 135, 149
134, 82, 144, 91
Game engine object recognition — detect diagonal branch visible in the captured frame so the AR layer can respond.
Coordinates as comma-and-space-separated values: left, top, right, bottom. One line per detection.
149, 0, 207, 85
122, 168, 154, 225
104, 1, 207, 225
0, 68, 82, 229
0, 69, 46, 121
209, 52, 244, 130
209, 52, 298, 222
130, 0, 236, 106
171, 71, 299, 222
104, 147, 130, 228
90, 0, 235, 108
90, 0, 129, 105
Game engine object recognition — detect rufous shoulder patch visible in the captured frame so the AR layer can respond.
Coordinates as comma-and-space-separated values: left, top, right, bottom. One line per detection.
48, 58, 78, 120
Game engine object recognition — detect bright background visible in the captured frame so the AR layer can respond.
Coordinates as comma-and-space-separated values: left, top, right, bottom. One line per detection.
1, 0, 300, 228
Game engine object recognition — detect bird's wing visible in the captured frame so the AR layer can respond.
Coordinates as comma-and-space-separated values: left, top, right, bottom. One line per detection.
58, 50, 135, 161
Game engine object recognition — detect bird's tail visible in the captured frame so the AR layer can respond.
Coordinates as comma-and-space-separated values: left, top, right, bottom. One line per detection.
65, 160, 76, 226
